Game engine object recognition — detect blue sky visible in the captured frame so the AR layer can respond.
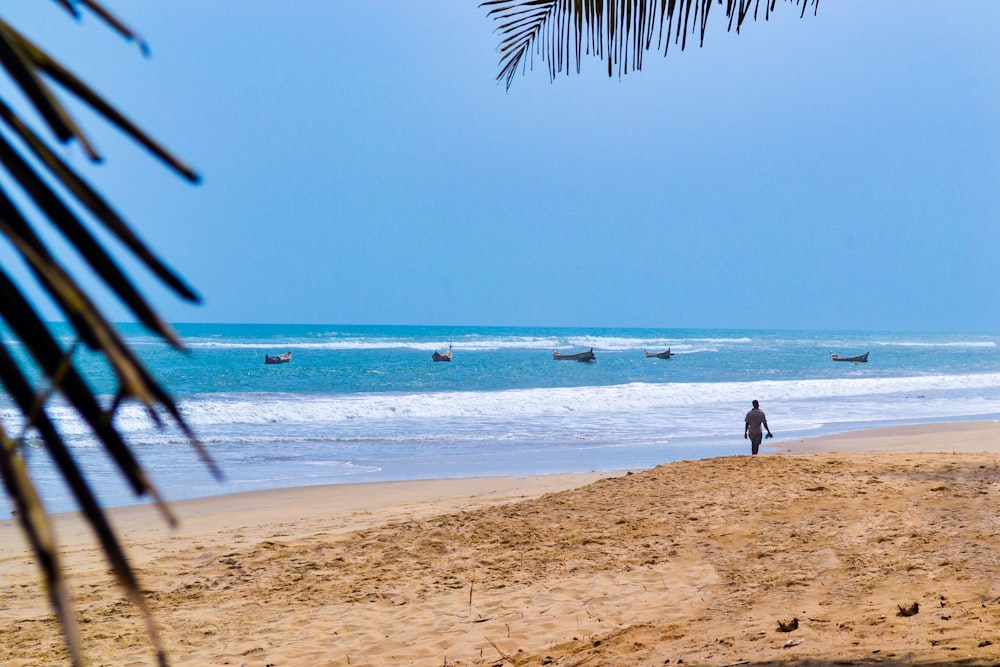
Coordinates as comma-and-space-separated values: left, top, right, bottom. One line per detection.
3, 1, 999, 331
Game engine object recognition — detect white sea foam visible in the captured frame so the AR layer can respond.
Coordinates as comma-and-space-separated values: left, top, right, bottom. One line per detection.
876, 340, 997, 348
13, 369, 1000, 451
180, 334, 755, 353
11, 371, 982, 447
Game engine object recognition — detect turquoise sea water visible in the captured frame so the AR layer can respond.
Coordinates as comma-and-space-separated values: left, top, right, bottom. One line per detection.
6, 324, 1000, 513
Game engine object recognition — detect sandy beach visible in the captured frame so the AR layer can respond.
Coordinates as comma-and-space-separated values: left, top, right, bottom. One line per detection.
3, 422, 1000, 666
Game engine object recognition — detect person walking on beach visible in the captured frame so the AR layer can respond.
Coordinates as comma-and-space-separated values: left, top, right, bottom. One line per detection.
744, 399, 772, 455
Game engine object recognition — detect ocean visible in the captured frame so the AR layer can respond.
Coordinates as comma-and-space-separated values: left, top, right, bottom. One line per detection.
6, 324, 1000, 514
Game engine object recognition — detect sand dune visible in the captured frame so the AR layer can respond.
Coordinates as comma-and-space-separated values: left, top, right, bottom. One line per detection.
2, 422, 1000, 665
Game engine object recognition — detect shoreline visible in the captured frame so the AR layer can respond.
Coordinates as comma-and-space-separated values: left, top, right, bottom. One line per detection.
26, 414, 1000, 519
5, 418, 999, 559
782, 417, 1000, 454
3, 419, 1000, 665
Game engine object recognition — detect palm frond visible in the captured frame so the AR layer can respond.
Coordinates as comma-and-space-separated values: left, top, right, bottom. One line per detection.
0, 18, 197, 180
0, 20, 90, 153
482, 0, 820, 89
0, 265, 173, 515
0, 344, 161, 657
0, 426, 83, 666
0, 133, 185, 345
68, 0, 151, 56
0, 97, 200, 304
0, 3, 211, 664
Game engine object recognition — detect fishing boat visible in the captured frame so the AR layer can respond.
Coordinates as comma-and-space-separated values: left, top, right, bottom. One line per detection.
644, 348, 673, 359
432, 345, 452, 362
831, 351, 869, 363
264, 351, 292, 365
552, 348, 596, 362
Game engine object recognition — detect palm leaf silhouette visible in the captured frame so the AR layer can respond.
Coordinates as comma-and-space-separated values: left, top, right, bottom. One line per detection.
0, 2, 217, 664
483, 0, 819, 89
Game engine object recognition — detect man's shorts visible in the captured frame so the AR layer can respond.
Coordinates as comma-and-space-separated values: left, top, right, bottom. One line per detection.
750, 433, 763, 454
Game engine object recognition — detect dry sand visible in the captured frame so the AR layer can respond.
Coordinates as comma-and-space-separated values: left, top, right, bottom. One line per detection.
3, 421, 1000, 666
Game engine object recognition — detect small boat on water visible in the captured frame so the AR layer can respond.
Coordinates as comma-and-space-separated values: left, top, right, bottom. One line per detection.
432, 345, 452, 362
264, 351, 292, 365
831, 351, 869, 363
553, 348, 596, 362
645, 348, 673, 359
